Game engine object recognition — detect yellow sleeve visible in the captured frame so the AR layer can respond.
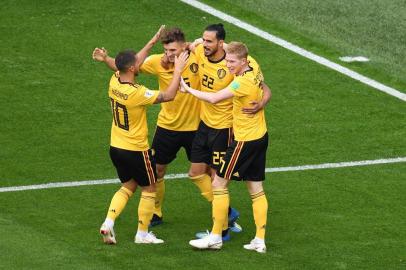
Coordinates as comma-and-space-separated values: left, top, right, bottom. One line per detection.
229, 77, 250, 97
194, 44, 204, 63
128, 85, 160, 105
140, 55, 159, 75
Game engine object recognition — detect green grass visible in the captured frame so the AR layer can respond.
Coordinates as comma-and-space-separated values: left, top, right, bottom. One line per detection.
0, 0, 405, 269
1, 164, 405, 269
201, 0, 406, 89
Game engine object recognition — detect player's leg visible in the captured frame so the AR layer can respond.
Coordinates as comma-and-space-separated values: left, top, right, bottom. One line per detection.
210, 126, 241, 235
150, 126, 182, 226
150, 163, 166, 226
134, 149, 164, 244
189, 122, 213, 202
100, 147, 138, 244
242, 133, 269, 253
244, 181, 267, 253
189, 174, 229, 250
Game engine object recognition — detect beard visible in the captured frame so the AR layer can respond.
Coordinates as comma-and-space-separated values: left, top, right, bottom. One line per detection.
204, 46, 217, 57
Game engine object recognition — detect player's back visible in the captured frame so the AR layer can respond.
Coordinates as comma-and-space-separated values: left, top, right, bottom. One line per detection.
108, 73, 159, 151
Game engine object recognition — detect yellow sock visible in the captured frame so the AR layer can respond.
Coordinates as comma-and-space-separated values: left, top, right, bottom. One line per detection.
251, 191, 268, 240
106, 186, 133, 221
153, 178, 165, 217
211, 188, 229, 235
190, 174, 213, 202
137, 191, 156, 232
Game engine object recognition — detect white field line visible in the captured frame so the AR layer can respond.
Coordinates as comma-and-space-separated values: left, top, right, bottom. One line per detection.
1, 157, 405, 193
180, 0, 406, 102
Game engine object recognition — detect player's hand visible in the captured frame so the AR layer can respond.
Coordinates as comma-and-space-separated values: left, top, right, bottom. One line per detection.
188, 38, 203, 52
242, 100, 264, 115
174, 51, 189, 74
92, 47, 108, 62
160, 54, 170, 69
150, 25, 165, 45
180, 78, 188, 93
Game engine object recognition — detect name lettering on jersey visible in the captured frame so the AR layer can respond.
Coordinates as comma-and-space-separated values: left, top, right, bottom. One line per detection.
190, 63, 199, 73
217, 68, 227, 79
254, 69, 264, 87
112, 89, 128, 100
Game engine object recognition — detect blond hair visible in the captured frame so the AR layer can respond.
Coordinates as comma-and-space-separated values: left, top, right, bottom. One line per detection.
225, 41, 248, 59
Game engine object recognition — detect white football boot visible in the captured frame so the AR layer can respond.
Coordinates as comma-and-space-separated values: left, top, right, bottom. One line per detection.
100, 223, 117, 245
189, 233, 222, 250
135, 231, 164, 244
243, 238, 266, 253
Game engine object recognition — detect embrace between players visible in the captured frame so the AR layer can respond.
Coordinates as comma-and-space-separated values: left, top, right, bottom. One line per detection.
92, 23, 271, 253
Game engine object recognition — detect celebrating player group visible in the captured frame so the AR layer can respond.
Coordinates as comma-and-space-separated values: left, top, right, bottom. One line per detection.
92, 23, 272, 253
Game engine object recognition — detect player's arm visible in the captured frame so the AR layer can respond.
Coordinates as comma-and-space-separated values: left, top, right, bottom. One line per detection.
242, 82, 272, 114
187, 38, 203, 53
180, 79, 233, 104
92, 47, 117, 71
154, 51, 189, 104
92, 25, 165, 71
135, 25, 165, 67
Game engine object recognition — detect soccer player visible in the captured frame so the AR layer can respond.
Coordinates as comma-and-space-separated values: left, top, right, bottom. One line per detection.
187, 23, 270, 239
182, 42, 270, 253
98, 47, 188, 245
93, 28, 201, 226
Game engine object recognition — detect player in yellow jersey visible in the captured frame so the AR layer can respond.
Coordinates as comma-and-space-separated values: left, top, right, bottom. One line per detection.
188, 24, 270, 240
93, 28, 204, 226
181, 42, 271, 253
98, 44, 189, 245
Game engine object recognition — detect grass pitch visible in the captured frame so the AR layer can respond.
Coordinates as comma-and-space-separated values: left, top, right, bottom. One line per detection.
0, 0, 405, 269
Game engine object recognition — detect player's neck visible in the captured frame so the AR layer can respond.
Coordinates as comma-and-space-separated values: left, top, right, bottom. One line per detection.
208, 48, 226, 62
236, 64, 250, 76
119, 72, 135, 84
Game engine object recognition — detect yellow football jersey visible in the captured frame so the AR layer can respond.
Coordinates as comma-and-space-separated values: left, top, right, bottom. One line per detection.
229, 65, 267, 141
194, 44, 234, 129
140, 53, 200, 131
109, 73, 159, 151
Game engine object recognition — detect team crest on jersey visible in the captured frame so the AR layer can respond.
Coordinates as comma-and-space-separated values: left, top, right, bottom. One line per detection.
189, 63, 199, 73
217, 68, 226, 79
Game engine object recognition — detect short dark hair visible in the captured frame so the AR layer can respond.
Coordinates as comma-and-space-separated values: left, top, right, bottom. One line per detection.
205, 23, 226, 40
115, 50, 136, 72
161, 27, 185, 44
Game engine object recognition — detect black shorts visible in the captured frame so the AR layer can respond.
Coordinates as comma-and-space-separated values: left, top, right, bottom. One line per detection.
109, 146, 157, 186
217, 133, 268, 181
151, 126, 196, 165
190, 121, 234, 171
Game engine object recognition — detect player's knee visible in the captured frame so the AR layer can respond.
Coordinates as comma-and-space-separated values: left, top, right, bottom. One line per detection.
141, 184, 156, 193
122, 179, 138, 193
212, 175, 228, 189
156, 165, 166, 179
246, 181, 263, 194
188, 163, 207, 177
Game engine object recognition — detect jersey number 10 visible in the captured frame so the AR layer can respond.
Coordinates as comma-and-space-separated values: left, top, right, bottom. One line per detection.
110, 98, 129, 131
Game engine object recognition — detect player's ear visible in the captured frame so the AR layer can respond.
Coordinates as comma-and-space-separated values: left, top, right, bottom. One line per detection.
218, 40, 224, 48
129, 64, 136, 73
